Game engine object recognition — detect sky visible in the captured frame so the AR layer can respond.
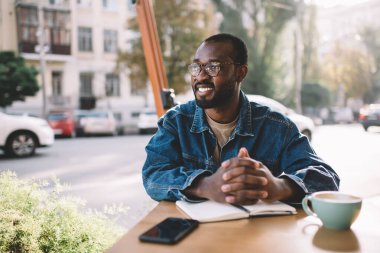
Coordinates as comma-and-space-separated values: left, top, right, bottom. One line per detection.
312, 0, 370, 8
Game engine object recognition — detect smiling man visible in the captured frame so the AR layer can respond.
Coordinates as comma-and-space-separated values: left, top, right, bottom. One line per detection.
142, 33, 339, 205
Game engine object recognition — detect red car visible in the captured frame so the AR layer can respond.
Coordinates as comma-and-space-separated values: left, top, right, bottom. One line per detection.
47, 111, 75, 137
359, 104, 380, 131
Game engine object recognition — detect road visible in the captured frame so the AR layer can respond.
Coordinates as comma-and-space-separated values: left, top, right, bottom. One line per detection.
1, 124, 379, 230
0, 134, 156, 230
311, 124, 380, 199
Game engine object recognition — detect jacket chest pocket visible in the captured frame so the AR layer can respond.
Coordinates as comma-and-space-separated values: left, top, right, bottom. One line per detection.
182, 152, 215, 171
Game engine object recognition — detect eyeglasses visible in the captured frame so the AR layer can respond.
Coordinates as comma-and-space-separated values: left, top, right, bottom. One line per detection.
188, 61, 241, 77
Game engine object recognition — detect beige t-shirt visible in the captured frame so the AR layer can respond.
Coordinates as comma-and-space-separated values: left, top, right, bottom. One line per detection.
205, 113, 238, 166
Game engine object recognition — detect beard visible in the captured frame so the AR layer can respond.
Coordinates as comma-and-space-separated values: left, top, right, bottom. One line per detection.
193, 80, 236, 109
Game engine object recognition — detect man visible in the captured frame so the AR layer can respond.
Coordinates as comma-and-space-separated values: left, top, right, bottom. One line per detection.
142, 33, 339, 205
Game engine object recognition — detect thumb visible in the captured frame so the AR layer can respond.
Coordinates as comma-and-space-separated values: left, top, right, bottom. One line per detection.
237, 147, 250, 158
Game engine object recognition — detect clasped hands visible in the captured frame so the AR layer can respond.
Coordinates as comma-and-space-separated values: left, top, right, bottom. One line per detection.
197, 147, 292, 205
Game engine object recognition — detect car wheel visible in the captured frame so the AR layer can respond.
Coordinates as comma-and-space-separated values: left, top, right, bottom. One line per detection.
301, 130, 312, 141
75, 129, 84, 137
5, 132, 37, 157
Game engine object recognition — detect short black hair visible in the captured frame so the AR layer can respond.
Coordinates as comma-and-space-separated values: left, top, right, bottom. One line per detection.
204, 33, 248, 65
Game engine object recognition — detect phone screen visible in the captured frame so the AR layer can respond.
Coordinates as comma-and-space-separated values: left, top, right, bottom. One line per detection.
139, 217, 199, 244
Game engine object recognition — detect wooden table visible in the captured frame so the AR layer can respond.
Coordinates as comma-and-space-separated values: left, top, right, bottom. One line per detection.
107, 196, 380, 253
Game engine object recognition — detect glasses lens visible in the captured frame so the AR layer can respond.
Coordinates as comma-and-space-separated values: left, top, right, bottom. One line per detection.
205, 63, 221, 77
188, 63, 200, 77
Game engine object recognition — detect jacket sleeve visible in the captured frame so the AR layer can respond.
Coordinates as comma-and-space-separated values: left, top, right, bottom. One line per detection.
278, 122, 340, 203
142, 117, 211, 202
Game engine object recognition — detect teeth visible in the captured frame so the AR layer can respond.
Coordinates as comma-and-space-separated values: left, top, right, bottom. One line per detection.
198, 87, 213, 92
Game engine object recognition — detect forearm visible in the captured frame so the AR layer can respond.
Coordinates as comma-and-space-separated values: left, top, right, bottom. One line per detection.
143, 165, 211, 201
182, 175, 211, 200
276, 178, 305, 202
280, 128, 340, 196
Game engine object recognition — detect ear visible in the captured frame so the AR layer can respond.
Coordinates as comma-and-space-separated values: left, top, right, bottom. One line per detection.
236, 64, 248, 83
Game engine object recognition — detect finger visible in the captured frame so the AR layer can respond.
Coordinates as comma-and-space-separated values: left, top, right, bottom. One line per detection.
237, 147, 250, 158
223, 165, 266, 181
223, 166, 249, 181
226, 197, 259, 206
221, 177, 268, 191
221, 157, 261, 170
225, 190, 268, 204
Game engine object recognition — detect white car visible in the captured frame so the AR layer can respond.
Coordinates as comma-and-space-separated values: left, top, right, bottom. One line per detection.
137, 108, 159, 134
0, 112, 55, 157
246, 95, 315, 141
331, 107, 354, 124
77, 110, 118, 136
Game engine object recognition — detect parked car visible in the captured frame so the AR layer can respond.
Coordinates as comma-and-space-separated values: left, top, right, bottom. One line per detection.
113, 112, 125, 135
75, 110, 118, 136
331, 107, 354, 124
47, 111, 75, 137
137, 108, 159, 134
0, 112, 54, 157
246, 95, 315, 140
359, 104, 380, 131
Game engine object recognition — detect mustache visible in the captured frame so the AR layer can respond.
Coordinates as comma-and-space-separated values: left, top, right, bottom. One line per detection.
194, 81, 214, 88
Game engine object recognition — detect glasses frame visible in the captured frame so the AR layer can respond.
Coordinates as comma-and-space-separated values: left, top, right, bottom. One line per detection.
188, 61, 242, 77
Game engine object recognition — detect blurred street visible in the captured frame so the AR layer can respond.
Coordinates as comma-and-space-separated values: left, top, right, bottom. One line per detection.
1, 124, 379, 230
0, 134, 156, 230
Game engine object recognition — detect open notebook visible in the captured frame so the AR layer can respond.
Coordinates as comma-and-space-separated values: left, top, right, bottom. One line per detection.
176, 200, 297, 223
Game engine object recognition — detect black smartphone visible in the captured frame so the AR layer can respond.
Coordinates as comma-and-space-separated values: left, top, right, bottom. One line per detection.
139, 217, 199, 244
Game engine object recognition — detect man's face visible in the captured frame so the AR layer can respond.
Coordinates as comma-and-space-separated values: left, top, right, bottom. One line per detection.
191, 41, 240, 109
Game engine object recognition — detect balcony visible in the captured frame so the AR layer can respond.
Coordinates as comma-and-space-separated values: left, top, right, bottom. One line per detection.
15, 0, 70, 10
16, 2, 71, 55
79, 96, 96, 110
48, 95, 71, 106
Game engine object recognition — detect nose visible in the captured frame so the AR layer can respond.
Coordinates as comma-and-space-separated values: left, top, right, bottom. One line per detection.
194, 65, 212, 83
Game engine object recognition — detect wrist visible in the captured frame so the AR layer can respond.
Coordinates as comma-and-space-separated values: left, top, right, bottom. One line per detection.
183, 175, 211, 199
194, 176, 211, 199
280, 178, 303, 201
280, 178, 294, 200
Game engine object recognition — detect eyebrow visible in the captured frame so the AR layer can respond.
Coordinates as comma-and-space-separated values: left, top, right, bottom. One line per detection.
192, 58, 222, 63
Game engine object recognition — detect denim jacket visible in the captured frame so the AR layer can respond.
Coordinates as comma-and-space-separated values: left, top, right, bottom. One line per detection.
142, 92, 340, 203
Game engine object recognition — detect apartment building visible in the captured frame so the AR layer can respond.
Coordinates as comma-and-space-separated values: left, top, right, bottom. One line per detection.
317, 0, 380, 55
0, 0, 145, 125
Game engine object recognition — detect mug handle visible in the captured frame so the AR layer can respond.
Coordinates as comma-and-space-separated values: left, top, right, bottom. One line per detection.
302, 195, 317, 217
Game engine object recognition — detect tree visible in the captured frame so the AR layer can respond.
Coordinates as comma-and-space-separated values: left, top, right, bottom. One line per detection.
0, 51, 39, 109
212, 0, 296, 98
360, 25, 380, 103
300, 3, 320, 83
117, 0, 210, 95
301, 83, 331, 108
320, 43, 371, 104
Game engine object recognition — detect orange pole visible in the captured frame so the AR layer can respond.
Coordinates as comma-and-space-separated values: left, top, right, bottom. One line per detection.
135, 0, 169, 117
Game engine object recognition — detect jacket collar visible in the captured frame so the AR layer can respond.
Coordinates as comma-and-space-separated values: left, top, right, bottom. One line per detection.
190, 91, 254, 137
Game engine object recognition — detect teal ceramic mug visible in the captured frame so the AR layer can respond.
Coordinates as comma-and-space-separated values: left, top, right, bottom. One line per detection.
302, 191, 362, 230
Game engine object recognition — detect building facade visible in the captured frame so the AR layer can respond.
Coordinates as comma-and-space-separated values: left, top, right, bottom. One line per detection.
0, 0, 145, 126
316, 0, 380, 107
317, 0, 380, 55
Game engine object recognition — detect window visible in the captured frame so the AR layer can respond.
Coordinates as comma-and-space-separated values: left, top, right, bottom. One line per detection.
45, 9, 71, 54
52, 71, 63, 96
103, 0, 117, 10
16, 6, 38, 43
77, 0, 92, 7
105, 74, 120, 97
103, 29, 118, 53
80, 73, 93, 97
78, 27, 92, 52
